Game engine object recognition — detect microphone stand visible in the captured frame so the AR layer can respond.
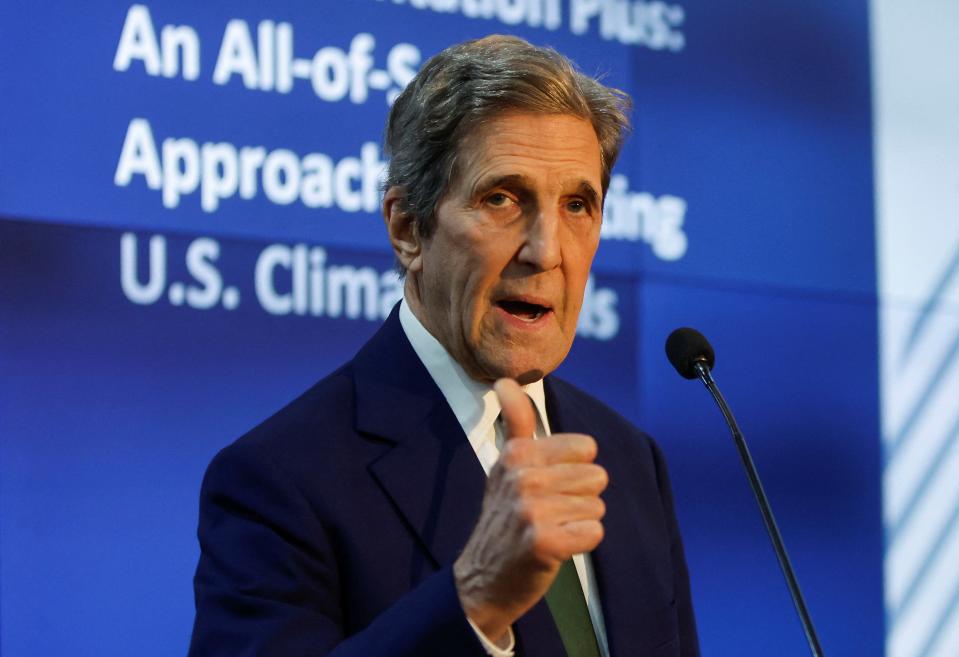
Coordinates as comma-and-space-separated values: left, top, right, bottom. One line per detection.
693, 359, 825, 657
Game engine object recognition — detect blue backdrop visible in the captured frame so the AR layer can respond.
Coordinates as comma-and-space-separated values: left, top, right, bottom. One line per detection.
0, 2, 882, 655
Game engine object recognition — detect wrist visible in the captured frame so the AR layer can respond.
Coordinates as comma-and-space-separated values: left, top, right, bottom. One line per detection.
454, 557, 512, 643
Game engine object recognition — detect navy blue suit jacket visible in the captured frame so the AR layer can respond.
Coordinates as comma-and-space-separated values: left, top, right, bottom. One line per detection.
188, 307, 698, 657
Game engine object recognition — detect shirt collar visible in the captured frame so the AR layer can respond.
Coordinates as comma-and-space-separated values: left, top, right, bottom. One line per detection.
398, 298, 551, 450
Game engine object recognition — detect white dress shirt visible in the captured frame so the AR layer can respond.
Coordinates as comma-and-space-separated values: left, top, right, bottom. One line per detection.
399, 299, 610, 657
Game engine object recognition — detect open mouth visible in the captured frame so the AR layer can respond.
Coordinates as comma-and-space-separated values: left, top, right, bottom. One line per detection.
497, 299, 551, 322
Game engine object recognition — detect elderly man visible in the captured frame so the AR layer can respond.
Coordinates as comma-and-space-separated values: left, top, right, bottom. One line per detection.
188, 36, 698, 657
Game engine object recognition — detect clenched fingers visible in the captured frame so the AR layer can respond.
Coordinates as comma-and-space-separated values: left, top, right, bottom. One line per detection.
499, 433, 598, 468
528, 519, 606, 562
514, 492, 606, 526
505, 462, 609, 497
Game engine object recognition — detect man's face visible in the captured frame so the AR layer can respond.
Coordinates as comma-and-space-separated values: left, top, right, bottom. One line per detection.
408, 112, 604, 384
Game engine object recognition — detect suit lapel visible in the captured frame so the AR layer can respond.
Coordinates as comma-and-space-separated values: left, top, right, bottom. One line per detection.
353, 308, 487, 569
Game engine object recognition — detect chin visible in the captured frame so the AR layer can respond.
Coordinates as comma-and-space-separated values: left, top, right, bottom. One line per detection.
470, 333, 572, 383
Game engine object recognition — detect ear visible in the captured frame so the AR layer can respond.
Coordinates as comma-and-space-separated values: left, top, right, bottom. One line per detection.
383, 186, 423, 273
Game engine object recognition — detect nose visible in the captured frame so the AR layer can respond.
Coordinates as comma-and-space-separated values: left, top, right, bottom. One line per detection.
517, 207, 562, 271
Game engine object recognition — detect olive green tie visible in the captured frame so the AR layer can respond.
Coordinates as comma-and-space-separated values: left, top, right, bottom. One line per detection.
544, 559, 601, 657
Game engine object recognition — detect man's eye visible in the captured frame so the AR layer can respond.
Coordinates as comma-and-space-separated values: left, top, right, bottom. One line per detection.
486, 193, 512, 207
567, 199, 588, 213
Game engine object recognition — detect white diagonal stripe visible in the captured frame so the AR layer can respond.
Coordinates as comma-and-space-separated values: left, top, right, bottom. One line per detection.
873, 1, 959, 655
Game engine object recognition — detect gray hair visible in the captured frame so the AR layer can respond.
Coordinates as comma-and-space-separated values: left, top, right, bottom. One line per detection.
383, 35, 631, 240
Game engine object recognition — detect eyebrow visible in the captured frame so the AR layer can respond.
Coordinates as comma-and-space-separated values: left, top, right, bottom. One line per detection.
470, 174, 601, 209
470, 174, 529, 199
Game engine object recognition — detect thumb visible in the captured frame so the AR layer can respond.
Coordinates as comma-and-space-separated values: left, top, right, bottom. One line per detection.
494, 378, 536, 440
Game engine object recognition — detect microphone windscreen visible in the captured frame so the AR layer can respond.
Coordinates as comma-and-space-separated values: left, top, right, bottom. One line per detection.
665, 327, 716, 379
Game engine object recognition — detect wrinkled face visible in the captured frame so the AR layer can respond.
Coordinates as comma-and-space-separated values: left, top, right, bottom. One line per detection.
409, 113, 604, 384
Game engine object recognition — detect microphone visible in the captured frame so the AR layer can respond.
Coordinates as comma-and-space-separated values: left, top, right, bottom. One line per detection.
665, 327, 714, 379
665, 328, 825, 657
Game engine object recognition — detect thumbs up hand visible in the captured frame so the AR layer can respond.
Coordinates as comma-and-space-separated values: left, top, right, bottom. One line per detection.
454, 378, 609, 644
